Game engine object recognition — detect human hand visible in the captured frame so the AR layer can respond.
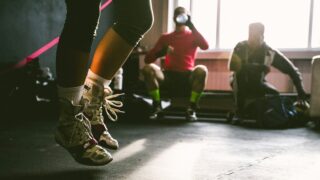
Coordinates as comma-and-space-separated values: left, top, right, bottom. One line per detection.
155, 45, 174, 58
185, 15, 195, 30
167, 45, 174, 55
294, 99, 310, 115
156, 46, 168, 58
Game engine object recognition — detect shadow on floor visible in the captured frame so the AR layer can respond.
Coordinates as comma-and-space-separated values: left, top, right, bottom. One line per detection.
1, 169, 108, 180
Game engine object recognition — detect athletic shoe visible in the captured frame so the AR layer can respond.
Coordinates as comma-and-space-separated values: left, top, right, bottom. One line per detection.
149, 101, 163, 120
186, 107, 198, 121
83, 82, 122, 150
55, 99, 112, 166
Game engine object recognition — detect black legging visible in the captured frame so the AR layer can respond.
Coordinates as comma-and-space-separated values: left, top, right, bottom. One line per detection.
59, 0, 153, 52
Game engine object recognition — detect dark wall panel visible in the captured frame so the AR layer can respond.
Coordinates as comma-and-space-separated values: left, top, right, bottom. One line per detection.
0, 0, 114, 76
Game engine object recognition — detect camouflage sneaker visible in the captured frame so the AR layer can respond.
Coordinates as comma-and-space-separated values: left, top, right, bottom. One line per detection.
83, 82, 123, 150
55, 99, 113, 166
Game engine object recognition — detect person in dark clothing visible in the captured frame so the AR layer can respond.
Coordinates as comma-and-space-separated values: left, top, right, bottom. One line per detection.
55, 0, 153, 166
228, 22, 307, 117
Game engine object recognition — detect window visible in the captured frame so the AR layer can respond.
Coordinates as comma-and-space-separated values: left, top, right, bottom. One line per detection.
168, 0, 320, 52
191, 0, 218, 48
312, 0, 320, 48
220, 0, 310, 49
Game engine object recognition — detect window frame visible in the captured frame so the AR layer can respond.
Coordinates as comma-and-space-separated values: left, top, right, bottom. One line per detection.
167, 0, 320, 59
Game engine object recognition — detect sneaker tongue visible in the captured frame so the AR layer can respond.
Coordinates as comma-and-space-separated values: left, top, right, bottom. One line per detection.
83, 83, 104, 103
103, 87, 113, 97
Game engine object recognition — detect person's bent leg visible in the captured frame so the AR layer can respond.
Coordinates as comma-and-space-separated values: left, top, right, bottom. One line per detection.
142, 64, 165, 120
229, 72, 248, 124
142, 64, 164, 95
90, 0, 154, 79
262, 82, 279, 95
83, 0, 154, 147
55, 0, 112, 166
187, 65, 208, 121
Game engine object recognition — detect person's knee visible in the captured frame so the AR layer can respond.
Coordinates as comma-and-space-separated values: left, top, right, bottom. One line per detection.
142, 64, 156, 77
193, 65, 208, 79
113, 0, 154, 46
135, 13, 154, 35
265, 83, 279, 94
267, 88, 279, 95
126, 0, 154, 34
113, 16, 153, 46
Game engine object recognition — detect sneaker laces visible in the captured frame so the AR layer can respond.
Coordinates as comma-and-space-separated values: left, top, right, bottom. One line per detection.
74, 112, 92, 132
72, 110, 97, 148
102, 89, 124, 122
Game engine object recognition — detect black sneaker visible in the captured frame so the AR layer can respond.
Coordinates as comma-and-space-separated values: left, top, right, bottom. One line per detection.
149, 101, 163, 120
231, 110, 244, 125
186, 107, 197, 121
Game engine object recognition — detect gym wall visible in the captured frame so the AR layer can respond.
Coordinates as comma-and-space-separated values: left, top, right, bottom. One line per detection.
0, 0, 115, 77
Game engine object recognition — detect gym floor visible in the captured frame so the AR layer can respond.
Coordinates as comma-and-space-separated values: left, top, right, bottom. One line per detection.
1, 114, 320, 180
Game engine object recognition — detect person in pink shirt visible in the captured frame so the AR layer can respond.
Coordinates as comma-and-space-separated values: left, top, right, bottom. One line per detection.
142, 6, 209, 121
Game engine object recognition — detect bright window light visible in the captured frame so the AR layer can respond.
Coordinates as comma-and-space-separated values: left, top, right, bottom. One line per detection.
220, 0, 310, 49
191, 0, 218, 50
312, 0, 320, 48
169, 0, 319, 51
112, 139, 146, 163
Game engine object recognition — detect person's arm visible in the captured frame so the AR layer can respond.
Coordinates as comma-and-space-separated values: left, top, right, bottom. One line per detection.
228, 43, 243, 72
185, 15, 209, 50
144, 36, 168, 64
271, 50, 307, 99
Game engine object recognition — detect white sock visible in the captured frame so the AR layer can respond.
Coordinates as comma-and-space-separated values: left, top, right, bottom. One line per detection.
57, 85, 84, 105
86, 69, 111, 88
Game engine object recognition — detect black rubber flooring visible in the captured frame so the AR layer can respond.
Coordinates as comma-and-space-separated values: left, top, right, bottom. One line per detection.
1, 113, 320, 180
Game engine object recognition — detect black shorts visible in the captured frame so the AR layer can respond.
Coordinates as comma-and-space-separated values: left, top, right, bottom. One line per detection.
160, 70, 192, 98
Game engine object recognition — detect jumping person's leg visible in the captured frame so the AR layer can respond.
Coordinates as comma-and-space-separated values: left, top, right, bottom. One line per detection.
56, 0, 101, 99
83, 0, 154, 146
142, 63, 165, 119
188, 65, 208, 121
55, 0, 112, 166
90, 0, 154, 79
